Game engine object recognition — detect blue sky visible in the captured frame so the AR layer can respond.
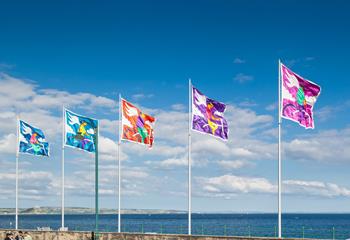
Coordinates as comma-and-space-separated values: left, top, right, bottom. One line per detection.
0, 0, 350, 213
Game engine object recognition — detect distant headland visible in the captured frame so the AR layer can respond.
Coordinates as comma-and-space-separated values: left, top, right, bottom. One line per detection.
0, 207, 186, 215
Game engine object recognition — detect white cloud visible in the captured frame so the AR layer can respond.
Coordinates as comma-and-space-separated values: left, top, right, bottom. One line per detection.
196, 174, 350, 198
265, 102, 277, 111
192, 137, 231, 157
284, 180, 350, 197
217, 160, 253, 169
100, 119, 118, 134
196, 175, 276, 196
154, 156, 187, 168
284, 128, 350, 162
1, 72, 350, 210
238, 100, 257, 108
123, 141, 186, 158
146, 154, 210, 169
171, 104, 186, 111
154, 110, 188, 144
0, 73, 116, 113
0, 133, 17, 154
234, 73, 253, 83
131, 93, 154, 101
0, 171, 58, 200
233, 58, 245, 64
0, 73, 36, 102
284, 57, 315, 68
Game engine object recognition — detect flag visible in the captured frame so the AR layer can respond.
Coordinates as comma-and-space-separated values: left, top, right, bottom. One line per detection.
18, 120, 49, 156
192, 86, 229, 140
64, 109, 98, 153
121, 99, 155, 147
281, 63, 321, 129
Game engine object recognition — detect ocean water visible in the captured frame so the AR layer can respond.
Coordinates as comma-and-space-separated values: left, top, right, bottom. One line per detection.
1, 214, 350, 239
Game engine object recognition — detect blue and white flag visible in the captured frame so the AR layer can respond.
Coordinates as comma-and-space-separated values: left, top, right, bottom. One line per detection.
18, 120, 50, 156
64, 109, 98, 153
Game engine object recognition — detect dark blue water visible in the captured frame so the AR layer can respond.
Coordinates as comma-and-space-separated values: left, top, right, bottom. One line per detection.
1, 214, 350, 239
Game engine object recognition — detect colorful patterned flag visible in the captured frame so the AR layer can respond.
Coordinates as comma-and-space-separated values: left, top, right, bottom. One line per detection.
18, 120, 49, 156
64, 109, 98, 153
281, 63, 321, 129
121, 99, 155, 147
192, 86, 229, 140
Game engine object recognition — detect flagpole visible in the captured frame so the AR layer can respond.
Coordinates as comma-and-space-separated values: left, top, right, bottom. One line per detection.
61, 106, 65, 230
188, 79, 192, 235
278, 59, 282, 238
95, 121, 99, 236
118, 94, 122, 233
15, 116, 19, 230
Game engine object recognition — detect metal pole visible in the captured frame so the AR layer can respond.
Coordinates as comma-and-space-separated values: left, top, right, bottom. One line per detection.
95, 123, 99, 235
118, 94, 122, 233
15, 153, 19, 230
61, 107, 65, 230
15, 117, 19, 230
278, 59, 282, 238
188, 79, 192, 235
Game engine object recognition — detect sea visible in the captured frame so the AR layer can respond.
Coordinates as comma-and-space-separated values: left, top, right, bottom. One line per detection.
1, 213, 350, 239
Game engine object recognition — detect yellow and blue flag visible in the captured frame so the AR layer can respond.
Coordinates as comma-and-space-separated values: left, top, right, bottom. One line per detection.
64, 109, 98, 153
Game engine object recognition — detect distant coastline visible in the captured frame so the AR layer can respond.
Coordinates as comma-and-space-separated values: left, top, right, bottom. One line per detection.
1, 207, 350, 215
0, 207, 187, 215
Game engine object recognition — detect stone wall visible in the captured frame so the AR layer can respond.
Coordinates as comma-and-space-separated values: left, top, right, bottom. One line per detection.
0, 230, 297, 240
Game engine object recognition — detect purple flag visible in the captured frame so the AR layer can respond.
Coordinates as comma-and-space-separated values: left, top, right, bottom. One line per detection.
192, 86, 229, 140
281, 63, 321, 129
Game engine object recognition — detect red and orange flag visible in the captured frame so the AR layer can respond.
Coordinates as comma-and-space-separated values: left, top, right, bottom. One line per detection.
121, 99, 155, 147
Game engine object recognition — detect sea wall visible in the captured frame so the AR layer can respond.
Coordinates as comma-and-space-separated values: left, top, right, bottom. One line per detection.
0, 230, 304, 240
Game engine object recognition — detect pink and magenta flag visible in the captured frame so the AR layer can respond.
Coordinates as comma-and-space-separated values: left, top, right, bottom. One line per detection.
192, 86, 229, 140
281, 63, 321, 129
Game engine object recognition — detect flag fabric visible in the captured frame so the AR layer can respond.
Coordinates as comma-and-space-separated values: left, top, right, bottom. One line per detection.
281, 63, 321, 129
64, 109, 98, 153
121, 99, 155, 147
18, 120, 49, 156
192, 86, 229, 140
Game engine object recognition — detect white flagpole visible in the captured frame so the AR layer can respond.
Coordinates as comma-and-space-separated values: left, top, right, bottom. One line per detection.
15, 116, 19, 230
118, 94, 122, 233
278, 59, 282, 238
61, 106, 65, 230
188, 79, 192, 235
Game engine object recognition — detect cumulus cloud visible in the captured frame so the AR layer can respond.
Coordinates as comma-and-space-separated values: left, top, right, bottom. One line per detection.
196, 174, 350, 199
284, 128, 350, 162
0, 171, 58, 200
217, 160, 253, 169
1, 72, 350, 209
196, 175, 276, 197
65, 166, 152, 197
0, 133, 17, 154
284, 180, 350, 197
146, 156, 187, 169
